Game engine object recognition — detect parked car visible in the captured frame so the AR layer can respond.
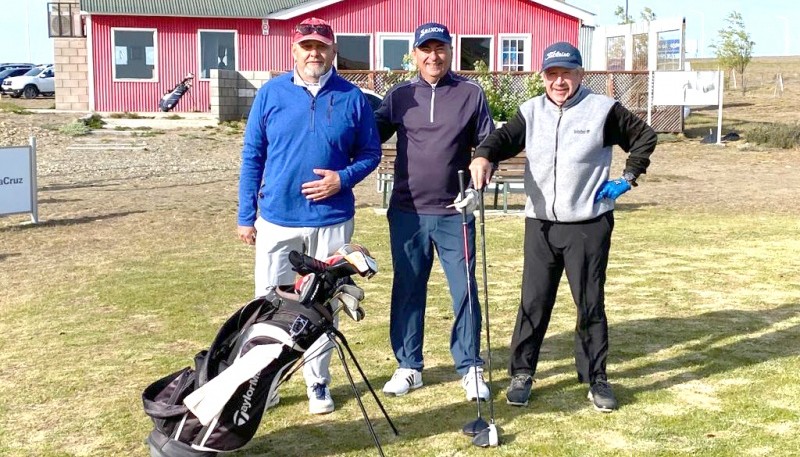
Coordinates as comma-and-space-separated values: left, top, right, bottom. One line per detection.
0, 66, 35, 94
360, 88, 383, 112
0, 63, 35, 73
1, 65, 54, 99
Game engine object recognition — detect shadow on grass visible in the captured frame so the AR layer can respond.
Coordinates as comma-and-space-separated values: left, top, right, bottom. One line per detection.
517, 302, 800, 414
203, 304, 800, 456
0, 210, 145, 232
0, 252, 21, 262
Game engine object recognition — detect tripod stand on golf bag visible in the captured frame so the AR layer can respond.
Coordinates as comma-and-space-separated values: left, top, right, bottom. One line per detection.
141, 244, 398, 457
159, 73, 194, 112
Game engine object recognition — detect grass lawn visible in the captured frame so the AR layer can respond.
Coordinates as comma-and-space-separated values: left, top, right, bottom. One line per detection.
1, 206, 798, 456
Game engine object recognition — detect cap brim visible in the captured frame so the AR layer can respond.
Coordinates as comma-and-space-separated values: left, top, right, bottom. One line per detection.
294, 34, 333, 46
414, 37, 451, 48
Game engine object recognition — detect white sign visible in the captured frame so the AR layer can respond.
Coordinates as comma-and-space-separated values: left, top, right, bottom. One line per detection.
115, 46, 128, 65
653, 71, 720, 106
261, 19, 269, 35
0, 141, 38, 222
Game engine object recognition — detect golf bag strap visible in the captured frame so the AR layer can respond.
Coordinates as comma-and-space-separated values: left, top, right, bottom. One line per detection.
183, 343, 284, 426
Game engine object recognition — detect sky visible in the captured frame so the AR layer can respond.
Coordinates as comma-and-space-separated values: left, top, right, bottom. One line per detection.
568, 0, 799, 57
1, 0, 797, 64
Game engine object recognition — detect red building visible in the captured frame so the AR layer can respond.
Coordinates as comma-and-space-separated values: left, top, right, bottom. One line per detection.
63, 0, 595, 113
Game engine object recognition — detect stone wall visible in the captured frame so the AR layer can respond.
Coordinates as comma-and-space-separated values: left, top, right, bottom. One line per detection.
210, 69, 272, 121
53, 0, 88, 111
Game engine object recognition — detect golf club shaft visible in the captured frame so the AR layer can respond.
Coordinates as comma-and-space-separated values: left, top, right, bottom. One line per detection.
478, 187, 495, 422
458, 170, 482, 421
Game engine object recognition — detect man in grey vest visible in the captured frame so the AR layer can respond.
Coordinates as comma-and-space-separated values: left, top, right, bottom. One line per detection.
469, 42, 657, 412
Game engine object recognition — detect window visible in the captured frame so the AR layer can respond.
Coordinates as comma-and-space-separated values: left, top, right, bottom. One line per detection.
47, 2, 84, 38
112, 29, 157, 80
198, 30, 237, 79
459, 36, 492, 71
378, 34, 413, 70
499, 34, 530, 71
632, 33, 649, 70
606, 36, 625, 71
336, 34, 371, 70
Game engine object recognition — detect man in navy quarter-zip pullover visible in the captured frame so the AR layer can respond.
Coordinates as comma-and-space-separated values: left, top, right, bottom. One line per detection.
375, 22, 495, 403
237, 17, 380, 416
470, 42, 657, 412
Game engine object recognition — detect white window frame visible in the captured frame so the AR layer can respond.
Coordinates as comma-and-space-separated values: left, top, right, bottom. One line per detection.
377, 33, 413, 71
458, 34, 493, 71
196, 29, 239, 81
111, 27, 158, 82
334, 33, 373, 70
498, 34, 531, 72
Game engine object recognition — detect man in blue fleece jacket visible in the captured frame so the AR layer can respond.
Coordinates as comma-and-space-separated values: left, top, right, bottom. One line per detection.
375, 22, 495, 402
237, 17, 380, 415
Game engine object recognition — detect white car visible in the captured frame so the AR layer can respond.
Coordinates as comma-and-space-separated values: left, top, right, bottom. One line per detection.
1, 65, 55, 99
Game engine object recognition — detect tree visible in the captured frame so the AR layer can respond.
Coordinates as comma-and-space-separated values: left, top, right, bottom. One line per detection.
613, 6, 633, 25
640, 7, 656, 23
710, 11, 755, 93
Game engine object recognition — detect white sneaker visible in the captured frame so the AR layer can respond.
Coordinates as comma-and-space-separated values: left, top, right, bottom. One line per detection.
382, 368, 423, 396
462, 366, 490, 401
307, 383, 334, 414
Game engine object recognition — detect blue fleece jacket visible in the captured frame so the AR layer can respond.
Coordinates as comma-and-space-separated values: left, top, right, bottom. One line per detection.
238, 69, 381, 228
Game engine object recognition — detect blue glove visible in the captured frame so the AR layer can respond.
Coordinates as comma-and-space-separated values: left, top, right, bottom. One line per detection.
594, 178, 631, 202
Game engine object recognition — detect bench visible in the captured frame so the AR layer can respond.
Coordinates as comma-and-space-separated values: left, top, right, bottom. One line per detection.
375, 147, 527, 213
376, 145, 396, 208
491, 151, 527, 213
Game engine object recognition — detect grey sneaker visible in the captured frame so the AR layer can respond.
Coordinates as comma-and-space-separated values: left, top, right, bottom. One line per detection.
588, 380, 618, 412
505, 374, 533, 406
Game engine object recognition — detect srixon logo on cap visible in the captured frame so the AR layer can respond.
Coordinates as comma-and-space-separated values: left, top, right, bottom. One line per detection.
419, 26, 445, 36
545, 50, 572, 60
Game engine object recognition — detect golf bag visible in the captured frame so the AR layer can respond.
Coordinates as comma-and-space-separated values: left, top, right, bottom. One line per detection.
159, 73, 194, 112
142, 245, 377, 457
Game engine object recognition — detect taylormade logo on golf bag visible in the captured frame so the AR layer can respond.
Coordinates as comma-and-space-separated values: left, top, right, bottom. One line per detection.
233, 371, 261, 426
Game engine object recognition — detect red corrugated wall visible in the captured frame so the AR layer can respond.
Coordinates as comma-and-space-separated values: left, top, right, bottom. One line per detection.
89, 0, 579, 112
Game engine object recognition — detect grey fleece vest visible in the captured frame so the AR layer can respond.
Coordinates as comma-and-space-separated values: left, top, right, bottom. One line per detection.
519, 86, 616, 222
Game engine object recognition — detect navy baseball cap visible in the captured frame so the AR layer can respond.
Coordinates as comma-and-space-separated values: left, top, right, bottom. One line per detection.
541, 42, 582, 71
414, 22, 451, 48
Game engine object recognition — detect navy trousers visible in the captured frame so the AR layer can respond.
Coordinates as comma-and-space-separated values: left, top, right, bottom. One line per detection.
387, 207, 483, 375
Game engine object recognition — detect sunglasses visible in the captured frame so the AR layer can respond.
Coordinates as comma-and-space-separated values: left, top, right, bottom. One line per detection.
295, 24, 334, 39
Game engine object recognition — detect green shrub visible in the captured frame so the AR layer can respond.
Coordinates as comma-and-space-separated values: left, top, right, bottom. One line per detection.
81, 114, 106, 129
59, 121, 90, 136
473, 61, 544, 122
747, 123, 800, 149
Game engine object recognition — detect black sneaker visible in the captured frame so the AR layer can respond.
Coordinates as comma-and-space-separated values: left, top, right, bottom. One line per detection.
588, 380, 618, 412
505, 374, 533, 406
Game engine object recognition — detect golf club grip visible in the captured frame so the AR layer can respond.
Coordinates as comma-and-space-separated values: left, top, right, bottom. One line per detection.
458, 169, 466, 199
288, 250, 328, 275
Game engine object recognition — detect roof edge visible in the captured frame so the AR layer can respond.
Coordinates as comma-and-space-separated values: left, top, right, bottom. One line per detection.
265, 0, 344, 20
537, 0, 597, 26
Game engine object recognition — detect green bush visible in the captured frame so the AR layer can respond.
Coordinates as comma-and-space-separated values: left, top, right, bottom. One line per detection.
473, 61, 544, 122
81, 113, 106, 129
747, 123, 800, 149
0, 101, 30, 115
59, 121, 90, 136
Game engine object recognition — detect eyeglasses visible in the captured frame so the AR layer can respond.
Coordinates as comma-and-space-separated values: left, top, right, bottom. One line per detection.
295, 24, 334, 39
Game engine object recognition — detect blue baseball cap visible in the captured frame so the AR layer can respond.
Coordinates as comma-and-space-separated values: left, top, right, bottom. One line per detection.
414, 22, 452, 48
541, 42, 582, 71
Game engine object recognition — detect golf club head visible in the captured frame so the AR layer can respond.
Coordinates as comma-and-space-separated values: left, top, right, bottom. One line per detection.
472, 423, 499, 447
462, 417, 489, 436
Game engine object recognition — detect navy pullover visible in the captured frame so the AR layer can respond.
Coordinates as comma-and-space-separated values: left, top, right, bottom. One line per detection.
375, 72, 494, 214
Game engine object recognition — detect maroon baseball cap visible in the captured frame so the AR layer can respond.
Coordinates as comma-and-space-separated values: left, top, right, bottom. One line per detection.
292, 17, 334, 45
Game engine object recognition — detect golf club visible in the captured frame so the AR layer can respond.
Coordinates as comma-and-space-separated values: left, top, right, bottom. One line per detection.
472, 187, 499, 447
457, 170, 489, 437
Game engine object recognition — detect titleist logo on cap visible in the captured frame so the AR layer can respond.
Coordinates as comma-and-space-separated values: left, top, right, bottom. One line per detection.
545, 50, 572, 60
419, 26, 445, 36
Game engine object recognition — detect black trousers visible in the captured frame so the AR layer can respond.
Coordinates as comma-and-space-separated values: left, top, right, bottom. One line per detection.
508, 212, 614, 384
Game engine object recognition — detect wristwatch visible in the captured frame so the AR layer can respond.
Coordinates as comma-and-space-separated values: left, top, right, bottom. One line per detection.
622, 171, 638, 187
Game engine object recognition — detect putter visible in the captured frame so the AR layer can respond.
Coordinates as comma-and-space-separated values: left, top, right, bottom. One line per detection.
472, 187, 499, 447
457, 170, 490, 437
